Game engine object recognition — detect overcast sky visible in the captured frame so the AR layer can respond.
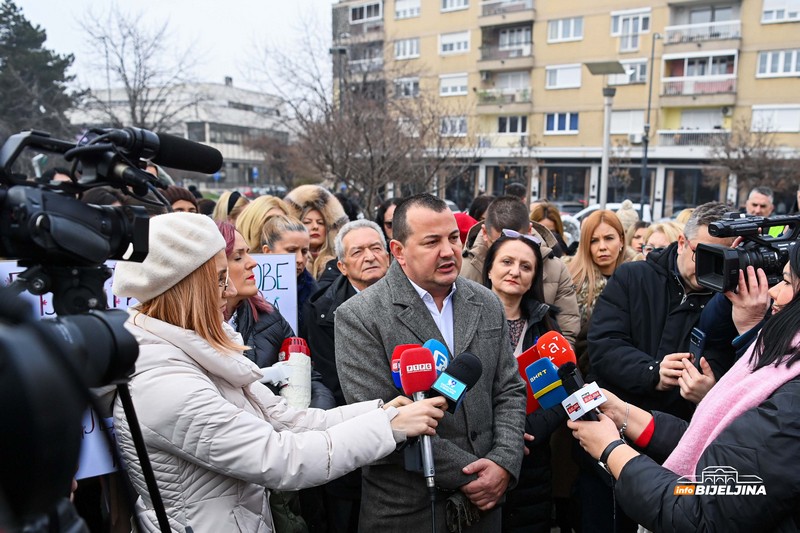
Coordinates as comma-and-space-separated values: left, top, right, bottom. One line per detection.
17, 0, 334, 91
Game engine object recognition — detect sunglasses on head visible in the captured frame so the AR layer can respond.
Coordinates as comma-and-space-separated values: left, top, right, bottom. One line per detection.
501, 228, 542, 245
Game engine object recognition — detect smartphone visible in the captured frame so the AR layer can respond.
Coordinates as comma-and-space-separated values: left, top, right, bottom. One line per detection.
689, 327, 706, 363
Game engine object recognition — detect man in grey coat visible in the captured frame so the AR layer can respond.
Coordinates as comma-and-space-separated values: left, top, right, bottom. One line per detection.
335, 194, 527, 532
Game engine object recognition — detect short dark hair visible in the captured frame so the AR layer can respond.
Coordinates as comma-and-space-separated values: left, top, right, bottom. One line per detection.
505, 182, 527, 200
485, 196, 530, 234
393, 193, 448, 244
468, 195, 494, 221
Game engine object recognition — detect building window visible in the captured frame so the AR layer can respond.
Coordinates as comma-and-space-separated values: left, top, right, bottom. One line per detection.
757, 49, 800, 77
441, 0, 468, 12
187, 122, 206, 142
609, 59, 647, 85
751, 105, 800, 132
499, 26, 532, 49
610, 110, 645, 134
611, 8, 651, 52
498, 116, 528, 134
496, 71, 530, 90
395, 77, 420, 98
395, 0, 420, 19
440, 31, 470, 55
545, 112, 579, 134
441, 116, 468, 137
350, 2, 382, 23
689, 6, 733, 24
394, 38, 420, 59
440, 73, 468, 96
547, 17, 583, 42
762, 0, 800, 23
545, 64, 582, 89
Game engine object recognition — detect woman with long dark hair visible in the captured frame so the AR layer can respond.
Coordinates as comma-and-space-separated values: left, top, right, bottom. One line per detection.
483, 231, 562, 533
569, 243, 800, 532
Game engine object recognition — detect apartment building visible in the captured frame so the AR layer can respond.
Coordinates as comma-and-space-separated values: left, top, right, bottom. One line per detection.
332, 0, 800, 216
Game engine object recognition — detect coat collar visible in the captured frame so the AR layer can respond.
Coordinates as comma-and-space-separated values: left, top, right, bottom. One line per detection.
386, 262, 483, 357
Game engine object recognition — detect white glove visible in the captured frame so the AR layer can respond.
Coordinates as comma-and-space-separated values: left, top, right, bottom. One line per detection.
258, 365, 293, 386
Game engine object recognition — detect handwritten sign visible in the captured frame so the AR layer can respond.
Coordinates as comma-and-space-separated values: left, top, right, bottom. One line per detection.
76, 410, 118, 479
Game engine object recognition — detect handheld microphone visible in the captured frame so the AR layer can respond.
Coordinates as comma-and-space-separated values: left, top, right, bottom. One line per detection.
429, 352, 482, 413
516, 344, 542, 414
535, 331, 577, 367
105, 127, 224, 174
391, 344, 420, 389
526, 358, 568, 409
557, 362, 601, 422
422, 339, 450, 375
399, 347, 438, 491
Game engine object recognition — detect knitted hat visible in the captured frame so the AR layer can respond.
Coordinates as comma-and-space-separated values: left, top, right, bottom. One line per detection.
113, 212, 225, 303
615, 200, 640, 233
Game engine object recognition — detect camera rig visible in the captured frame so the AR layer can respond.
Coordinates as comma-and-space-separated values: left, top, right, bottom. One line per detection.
696, 212, 800, 293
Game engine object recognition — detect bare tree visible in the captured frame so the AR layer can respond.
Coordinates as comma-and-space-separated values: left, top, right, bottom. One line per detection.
248, 16, 477, 214
704, 118, 798, 200
77, 6, 204, 132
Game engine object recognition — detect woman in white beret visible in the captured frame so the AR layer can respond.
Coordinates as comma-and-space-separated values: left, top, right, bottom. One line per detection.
112, 212, 445, 533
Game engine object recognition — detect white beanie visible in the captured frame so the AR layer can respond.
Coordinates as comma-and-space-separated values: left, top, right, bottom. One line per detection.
113, 212, 225, 303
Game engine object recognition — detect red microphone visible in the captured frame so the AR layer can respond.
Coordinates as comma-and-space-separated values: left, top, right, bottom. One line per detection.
516, 344, 542, 414
278, 337, 311, 362
398, 347, 437, 491
535, 331, 577, 368
392, 344, 421, 389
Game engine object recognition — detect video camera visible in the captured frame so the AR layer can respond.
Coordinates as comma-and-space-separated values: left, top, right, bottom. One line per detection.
0, 128, 222, 526
696, 212, 800, 293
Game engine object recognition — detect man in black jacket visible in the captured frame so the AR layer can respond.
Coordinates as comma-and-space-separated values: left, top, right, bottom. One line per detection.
301, 219, 390, 533
588, 202, 735, 420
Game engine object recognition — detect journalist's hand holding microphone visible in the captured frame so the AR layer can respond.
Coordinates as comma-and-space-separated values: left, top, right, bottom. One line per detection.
388, 396, 447, 438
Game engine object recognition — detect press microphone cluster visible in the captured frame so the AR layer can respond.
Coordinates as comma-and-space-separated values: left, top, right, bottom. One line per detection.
399, 347, 439, 493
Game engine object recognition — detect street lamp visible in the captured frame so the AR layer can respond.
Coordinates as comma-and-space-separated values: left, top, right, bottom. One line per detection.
585, 61, 626, 209
640, 33, 662, 219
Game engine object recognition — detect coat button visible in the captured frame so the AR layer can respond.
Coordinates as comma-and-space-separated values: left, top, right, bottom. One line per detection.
470, 431, 478, 441
320, 313, 325, 318
648, 366, 654, 371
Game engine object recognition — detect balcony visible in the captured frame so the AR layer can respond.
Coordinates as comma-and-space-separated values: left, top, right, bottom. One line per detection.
348, 57, 384, 74
664, 20, 741, 45
478, 134, 531, 149
657, 129, 730, 147
339, 20, 384, 42
476, 88, 532, 113
661, 74, 737, 106
479, 0, 535, 27
479, 44, 534, 71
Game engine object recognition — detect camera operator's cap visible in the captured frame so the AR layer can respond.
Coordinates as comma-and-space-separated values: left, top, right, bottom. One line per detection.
113, 212, 225, 303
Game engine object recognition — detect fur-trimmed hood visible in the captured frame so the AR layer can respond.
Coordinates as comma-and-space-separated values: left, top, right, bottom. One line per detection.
284, 185, 349, 231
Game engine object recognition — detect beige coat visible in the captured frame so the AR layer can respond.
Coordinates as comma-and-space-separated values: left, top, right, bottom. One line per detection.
114, 311, 400, 533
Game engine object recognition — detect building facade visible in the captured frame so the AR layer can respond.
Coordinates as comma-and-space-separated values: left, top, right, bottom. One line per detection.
332, 0, 800, 216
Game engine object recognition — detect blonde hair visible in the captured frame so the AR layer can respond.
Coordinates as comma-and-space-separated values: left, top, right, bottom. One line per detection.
261, 214, 308, 250
643, 221, 684, 247
136, 258, 246, 354
298, 205, 338, 279
674, 208, 695, 225
212, 191, 250, 223
235, 196, 291, 251
568, 210, 626, 307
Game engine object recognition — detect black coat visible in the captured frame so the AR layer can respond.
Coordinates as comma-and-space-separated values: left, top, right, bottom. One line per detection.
302, 273, 356, 407
235, 299, 295, 368
616, 377, 800, 532
588, 243, 713, 420
503, 299, 567, 533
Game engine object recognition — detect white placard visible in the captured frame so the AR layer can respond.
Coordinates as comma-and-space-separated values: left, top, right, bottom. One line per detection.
75, 410, 119, 479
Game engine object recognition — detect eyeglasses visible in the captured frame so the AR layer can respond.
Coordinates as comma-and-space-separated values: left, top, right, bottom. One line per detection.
686, 238, 698, 262
383, 220, 393, 229
218, 270, 230, 293
501, 228, 542, 246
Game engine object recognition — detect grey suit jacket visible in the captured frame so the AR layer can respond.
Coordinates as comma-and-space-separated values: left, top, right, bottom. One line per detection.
335, 261, 526, 532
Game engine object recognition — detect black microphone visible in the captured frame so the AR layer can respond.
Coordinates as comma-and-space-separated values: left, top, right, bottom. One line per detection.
557, 362, 600, 422
105, 127, 223, 174
429, 352, 482, 413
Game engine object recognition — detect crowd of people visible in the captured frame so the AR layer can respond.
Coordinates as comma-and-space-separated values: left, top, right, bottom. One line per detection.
61, 178, 800, 533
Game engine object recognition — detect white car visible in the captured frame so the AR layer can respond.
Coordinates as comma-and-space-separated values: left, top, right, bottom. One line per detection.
574, 203, 652, 223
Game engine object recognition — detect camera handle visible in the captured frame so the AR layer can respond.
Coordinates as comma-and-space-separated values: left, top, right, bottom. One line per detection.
10, 264, 112, 315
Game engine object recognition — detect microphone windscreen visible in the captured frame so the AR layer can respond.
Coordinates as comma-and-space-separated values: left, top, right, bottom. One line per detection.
526, 358, 568, 409
391, 344, 420, 388
422, 339, 450, 375
535, 331, 577, 368
446, 352, 482, 389
154, 132, 224, 174
399, 347, 437, 396
516, 344, 542, 414
557, 361, 586, 394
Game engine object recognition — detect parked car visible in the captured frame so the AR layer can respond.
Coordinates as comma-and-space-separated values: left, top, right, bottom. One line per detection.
574, 203, 652, 223
549, 201, 586, 216
445, 199, 461, 213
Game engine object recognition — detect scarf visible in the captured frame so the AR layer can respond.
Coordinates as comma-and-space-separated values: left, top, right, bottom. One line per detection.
662, 332, 800, 476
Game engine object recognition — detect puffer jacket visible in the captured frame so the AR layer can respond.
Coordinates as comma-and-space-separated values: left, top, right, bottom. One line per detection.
113, 310, 402, 533
460, 223, 581, 344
